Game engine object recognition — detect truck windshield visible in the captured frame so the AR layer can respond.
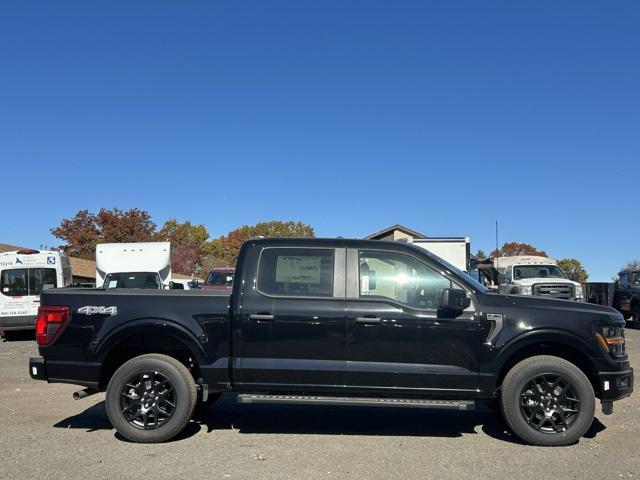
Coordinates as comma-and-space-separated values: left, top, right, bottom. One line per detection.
514, 265, 566, 280
104, 272, 162, 289
206, 271, 234, 286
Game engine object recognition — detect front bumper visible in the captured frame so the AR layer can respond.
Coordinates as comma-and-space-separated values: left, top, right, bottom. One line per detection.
29, 357, 47, 381
598, 367, 634, 401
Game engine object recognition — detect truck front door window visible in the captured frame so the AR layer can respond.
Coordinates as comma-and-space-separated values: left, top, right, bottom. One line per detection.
257, 248, 334, 297
359, 251, 451, 310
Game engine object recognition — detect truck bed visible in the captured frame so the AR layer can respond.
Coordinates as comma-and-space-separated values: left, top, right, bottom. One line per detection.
39, 288, 232, 389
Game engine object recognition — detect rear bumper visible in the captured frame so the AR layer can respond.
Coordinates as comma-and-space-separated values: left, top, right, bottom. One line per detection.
0, 315, 36, 331
29, 357, 47, 381
598, 368, 634, 401
28, 356, 101, 389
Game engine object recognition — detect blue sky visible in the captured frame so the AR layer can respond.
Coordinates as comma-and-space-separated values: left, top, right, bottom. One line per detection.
1, 1, 638, 281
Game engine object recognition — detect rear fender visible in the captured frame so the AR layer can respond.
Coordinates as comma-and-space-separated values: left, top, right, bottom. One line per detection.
93, 317, 209, 365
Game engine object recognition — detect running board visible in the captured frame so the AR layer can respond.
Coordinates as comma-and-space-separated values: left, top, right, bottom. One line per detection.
237, 394, 475, 411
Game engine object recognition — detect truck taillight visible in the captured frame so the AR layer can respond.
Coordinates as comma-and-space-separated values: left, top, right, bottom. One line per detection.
35, 306, 70, 346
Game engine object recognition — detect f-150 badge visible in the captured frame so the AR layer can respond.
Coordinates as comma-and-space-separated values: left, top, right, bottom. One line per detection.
78, 306, 118, 316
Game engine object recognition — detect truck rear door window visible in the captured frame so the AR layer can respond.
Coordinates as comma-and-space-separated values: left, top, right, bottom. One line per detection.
258, 248, 334, 297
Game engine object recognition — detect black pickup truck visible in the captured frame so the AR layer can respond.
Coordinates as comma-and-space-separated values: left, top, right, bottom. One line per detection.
29, 238, 633, 446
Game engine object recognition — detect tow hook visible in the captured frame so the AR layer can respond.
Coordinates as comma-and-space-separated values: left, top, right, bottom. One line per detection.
73, 388, 98, 400
601, 401, 613, 415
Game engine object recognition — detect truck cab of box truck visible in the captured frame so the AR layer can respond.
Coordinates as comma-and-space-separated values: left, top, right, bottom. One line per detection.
95, 242, 171, 290
496, 256, 584, 301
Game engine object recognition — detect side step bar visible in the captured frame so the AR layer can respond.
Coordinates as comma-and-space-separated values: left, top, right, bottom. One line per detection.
237, 394, 475, 411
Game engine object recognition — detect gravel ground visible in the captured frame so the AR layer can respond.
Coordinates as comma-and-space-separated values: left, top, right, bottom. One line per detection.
0, 330, 638, 480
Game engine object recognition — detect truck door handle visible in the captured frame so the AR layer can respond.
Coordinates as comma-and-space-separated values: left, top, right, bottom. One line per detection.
249, 314, 275, 321
355, 316, 382, 324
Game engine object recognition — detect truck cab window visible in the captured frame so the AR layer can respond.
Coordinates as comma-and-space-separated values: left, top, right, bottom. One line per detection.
359, 250, 451, 310
257, 248, 334, 297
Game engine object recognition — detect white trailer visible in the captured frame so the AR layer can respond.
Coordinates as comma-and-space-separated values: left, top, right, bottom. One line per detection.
0, 249, 72, 334
399, 237, 470, 272
96, 242, 171, 289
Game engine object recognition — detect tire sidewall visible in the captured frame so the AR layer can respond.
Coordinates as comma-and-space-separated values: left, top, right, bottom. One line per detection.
502, 357, 595, 446
106, 355, 196, 443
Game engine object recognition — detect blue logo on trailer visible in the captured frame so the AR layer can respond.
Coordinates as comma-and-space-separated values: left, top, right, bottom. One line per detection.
15, 258, 23, 265
47, 256, 56, 265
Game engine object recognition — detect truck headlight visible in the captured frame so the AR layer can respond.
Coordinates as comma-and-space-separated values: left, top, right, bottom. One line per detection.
596, 326, 625, 357
518, 285, 532, 295
575, 285, 584, 300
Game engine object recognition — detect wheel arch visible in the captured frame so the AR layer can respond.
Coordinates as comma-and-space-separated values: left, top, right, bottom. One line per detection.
493, 331, 601, 397
95, 318, 208, 389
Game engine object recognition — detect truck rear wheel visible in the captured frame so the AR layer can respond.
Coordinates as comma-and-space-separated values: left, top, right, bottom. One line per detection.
105, 353, 197, 443
500, 355, 595, 446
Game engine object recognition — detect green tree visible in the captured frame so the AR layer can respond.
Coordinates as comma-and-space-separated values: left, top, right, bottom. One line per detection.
557, 258, 589, 283
491, 242, 547, 258
208, 220, 315, 267
51, 208, 157, 259
475, 250, 487, 259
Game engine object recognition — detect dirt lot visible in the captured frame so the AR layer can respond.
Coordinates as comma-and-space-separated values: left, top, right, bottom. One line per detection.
0, 331, 638, 480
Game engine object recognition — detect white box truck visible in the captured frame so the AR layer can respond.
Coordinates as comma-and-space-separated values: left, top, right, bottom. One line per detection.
399, 237, 470, 272
96, 242, 171, 289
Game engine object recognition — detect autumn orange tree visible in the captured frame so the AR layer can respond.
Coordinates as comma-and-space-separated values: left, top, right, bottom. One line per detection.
491, 242, 547, 258
51, 208, 157, 259
207, 220, 315, 268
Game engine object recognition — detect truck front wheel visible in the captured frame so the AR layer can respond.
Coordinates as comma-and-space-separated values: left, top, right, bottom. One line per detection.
500, 355, 595, 446
105, 353, 197, 443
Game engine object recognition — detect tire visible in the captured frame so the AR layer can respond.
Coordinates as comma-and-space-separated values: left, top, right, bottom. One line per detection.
106, 353, 198, 443
500, 355, 595, 446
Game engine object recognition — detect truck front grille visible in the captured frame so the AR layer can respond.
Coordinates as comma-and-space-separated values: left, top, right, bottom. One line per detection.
533, 283, 575, 300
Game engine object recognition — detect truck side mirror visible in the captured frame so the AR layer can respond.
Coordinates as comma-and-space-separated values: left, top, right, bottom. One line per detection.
440, 288, 471, 313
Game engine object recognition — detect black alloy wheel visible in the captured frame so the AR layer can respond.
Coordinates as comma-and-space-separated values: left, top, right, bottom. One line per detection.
120, 371, 177, 430
519, 374, 580, 434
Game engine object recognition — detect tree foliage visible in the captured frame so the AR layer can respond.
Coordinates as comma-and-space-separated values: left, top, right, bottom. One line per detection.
491, 242, 547, 258
557, 258, 589, 283
620, 260, 640, 274
51, 208, 157, 259
157, 219, 213, 275
208, 220, 315, 267
474, 250, 487, 260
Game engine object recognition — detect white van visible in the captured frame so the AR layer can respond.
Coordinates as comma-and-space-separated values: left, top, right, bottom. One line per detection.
96, 242, 171, 289
0, 249, 72, 334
